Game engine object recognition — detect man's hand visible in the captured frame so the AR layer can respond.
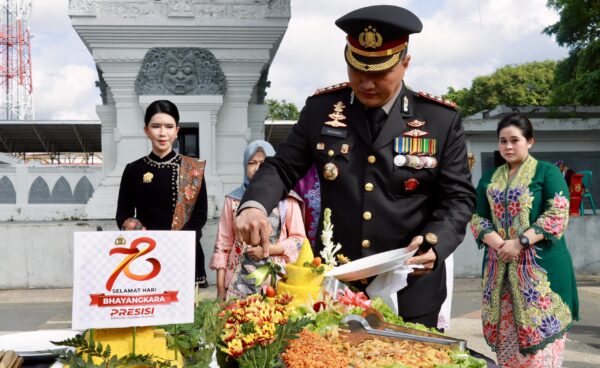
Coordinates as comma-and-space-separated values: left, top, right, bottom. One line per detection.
235, 207, 272, 257
405, 235, 437, 276
246, 244, 266, 261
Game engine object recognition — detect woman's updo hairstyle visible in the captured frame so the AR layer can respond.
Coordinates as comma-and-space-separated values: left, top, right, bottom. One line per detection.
496, 113, 534, 140
144, 100, 180, 126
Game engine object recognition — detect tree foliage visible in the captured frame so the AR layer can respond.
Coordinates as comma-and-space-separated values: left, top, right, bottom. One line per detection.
265, 98, 300, 120
444, 61, 558, 117
544, 0, 600, 105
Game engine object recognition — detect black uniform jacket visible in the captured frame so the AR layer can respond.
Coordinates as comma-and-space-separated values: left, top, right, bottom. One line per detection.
242, 83, 475, 318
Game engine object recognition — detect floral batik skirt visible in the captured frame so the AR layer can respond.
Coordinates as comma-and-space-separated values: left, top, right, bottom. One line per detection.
497, 280, 566, 367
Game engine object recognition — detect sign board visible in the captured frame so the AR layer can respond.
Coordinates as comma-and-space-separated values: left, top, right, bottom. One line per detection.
72, 231, 195, 330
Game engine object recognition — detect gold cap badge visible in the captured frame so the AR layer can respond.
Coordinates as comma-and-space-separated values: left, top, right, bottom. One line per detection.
359, 25, 383, 49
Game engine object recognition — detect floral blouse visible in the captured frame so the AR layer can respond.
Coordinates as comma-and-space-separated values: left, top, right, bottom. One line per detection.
470, 156, 579, 355
209, 195, 305, 296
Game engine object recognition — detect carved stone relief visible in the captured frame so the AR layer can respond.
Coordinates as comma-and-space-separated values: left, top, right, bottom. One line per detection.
135, 48, 227, 95
69, 0, 96, 16
168, 0, 194, 17
96, 2, 164, 18
85, 0, 290, 19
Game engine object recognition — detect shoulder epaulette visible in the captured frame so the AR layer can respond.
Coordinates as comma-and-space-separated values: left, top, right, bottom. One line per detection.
417, 91, 457, 110
312, 82, 350, 96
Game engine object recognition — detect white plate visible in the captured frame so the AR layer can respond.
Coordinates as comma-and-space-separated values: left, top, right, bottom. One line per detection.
325, 247, 417, 281
0, 330, 79, 356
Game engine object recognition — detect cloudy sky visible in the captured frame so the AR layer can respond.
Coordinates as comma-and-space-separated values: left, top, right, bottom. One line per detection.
29, 0, 567, 119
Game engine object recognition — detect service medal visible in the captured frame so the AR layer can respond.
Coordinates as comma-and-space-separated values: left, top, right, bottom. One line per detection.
323, 162, 339, 181
143, 172, 154, 183
394, 155, 407, 167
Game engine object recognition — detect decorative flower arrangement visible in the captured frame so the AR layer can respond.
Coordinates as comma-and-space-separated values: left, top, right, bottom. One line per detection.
319, 208, 343, 266
218, 294, 310, 368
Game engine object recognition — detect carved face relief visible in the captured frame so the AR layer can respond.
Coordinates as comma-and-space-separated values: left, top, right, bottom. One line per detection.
163, 51, 198, 95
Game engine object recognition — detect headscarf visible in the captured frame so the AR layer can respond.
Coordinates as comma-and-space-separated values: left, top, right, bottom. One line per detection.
227, 140, 276, 200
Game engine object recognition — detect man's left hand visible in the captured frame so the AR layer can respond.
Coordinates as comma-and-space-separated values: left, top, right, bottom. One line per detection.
405, 235, 437, 276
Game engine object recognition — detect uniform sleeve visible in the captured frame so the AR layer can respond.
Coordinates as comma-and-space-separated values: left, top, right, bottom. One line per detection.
115, 163, 135, 229
210, 197, 236, 270
240, 99, 314, 214
272, 197, 306, 265
419, 112, 477, 264
470, 175, 495, 249
530, 164, 570, 245
182, 177, 208, 235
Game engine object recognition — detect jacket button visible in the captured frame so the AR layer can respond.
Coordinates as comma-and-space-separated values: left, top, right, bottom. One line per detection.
361, 239, 370, 248
365, 182, 374, 191
363, 211, 372, 220
367, 155, 376, 164
328, 150, 335, 157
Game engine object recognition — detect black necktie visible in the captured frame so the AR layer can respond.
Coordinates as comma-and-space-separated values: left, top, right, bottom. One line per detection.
366, 107, 387, 141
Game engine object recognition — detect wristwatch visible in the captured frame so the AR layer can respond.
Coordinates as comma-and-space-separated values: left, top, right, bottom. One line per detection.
518, 234, 530, 248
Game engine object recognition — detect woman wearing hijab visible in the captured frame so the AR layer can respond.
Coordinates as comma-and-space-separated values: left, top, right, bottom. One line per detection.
209, 140, 306, 301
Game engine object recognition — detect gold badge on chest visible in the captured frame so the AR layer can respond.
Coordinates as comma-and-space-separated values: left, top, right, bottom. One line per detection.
324, 101, 347, 128
143, 172, 154, 183
323, 162, 339, 181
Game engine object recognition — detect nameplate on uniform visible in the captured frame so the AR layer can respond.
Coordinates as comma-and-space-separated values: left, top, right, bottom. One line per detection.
321, 127, 348, 138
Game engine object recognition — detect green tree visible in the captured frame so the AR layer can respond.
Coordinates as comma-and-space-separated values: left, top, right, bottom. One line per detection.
544, 0, 600, 105
265, 99, 300, 120
444, 61, 558, 117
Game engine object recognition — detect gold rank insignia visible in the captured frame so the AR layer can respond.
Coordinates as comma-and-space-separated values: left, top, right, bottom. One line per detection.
341, 144, 350, 154
316, 142, 325, 150
143, 172, 154, 183
324, 101, 348, 127
403, 129, 429, 137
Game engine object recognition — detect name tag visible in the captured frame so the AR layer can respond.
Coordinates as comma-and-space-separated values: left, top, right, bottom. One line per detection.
321, 127, 348, 138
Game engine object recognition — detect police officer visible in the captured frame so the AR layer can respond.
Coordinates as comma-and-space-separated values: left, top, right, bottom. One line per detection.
236, 5, 476, 328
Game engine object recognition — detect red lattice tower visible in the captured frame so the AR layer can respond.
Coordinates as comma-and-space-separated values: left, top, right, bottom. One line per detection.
0, 0, 33, 120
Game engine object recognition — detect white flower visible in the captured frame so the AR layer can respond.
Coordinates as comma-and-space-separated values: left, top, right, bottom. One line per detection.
320, 208, 343, 267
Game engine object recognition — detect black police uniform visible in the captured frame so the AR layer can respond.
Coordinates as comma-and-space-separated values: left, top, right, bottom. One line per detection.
242, 82, 475, 325
240, 5, 476, 326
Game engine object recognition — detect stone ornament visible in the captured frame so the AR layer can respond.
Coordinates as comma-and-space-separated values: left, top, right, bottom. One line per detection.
168, 0, 194, 18
82, 0, 290, 19
69, 0, 96, 16
135, 48, 227, 96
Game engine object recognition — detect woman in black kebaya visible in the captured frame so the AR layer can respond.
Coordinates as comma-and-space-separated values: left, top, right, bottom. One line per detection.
116, 99, 209, 287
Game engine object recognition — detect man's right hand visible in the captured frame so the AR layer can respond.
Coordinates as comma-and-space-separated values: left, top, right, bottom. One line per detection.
235, 207, 272, 257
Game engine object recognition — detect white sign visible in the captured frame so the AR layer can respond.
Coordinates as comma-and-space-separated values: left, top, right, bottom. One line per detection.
72, 231, 195, 330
